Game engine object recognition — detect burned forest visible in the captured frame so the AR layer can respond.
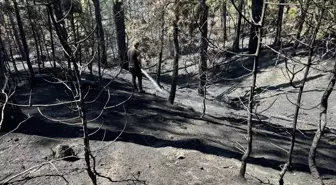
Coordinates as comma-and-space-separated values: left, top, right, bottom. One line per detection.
0, 0, 336, 184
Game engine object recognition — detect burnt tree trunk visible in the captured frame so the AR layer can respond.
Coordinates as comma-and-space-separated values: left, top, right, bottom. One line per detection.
4, 0, 27, 61
47, 8, 56, 68
53, 1, 70, 69
168, 1, 180, 104
76, 22, 82, 65
70, 12, 77, 61
273, 0, 285, 46
222, 1, 227, 47
26, 4, 41, 72
47, 4, 97, 184
92, 0, 107, 66
198, 0, 208, 96
232, 0, 243, 52
13, 0, 35, 80
308, 65, 335, 185
113, 1, 127, 67
0, 28, 26, 131
156, 9, 165, 86
2, 16, 20, 75
87, 0, 94, 76
239, 0, 264, 178
279, 1, 325, 184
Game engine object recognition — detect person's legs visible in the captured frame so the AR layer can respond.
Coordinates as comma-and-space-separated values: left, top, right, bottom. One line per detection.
137, 68, 144, 92
130, 68, 138, 91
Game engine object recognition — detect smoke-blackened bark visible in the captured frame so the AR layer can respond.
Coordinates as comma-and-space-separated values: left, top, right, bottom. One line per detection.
168, 1, 180, 104
198, 0, 208, 96
13, 0, 35, 80
239, 0, 265, 178
113, 1, 127, 67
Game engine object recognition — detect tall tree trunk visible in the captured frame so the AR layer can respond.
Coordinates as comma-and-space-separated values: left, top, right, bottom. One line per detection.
0, 25, 27, 131
70, 12, 77, 62
168, 0, 180, 104
7, 21, 28, 75
308, 4, 329, 184
47, 5, 96, 184
13, 0, 35, 80
3, 18, 20, 75
77, 22, 82, 65
35, 7, 45, 68
37, 28, 47, 68
232, 0, 243, 52
308, 64, 335, 185
26, 4, 41, 73
39, 23, 51, 68
156, 9, 165, 86
248, 0, 264, 55
273, 0, 285, 46
92, 0, 107, 66
4, 0, 27, 61
222, 1, 227, 47
8, 45, 19, 75
53, 1, 71, 69
113, 1, 127, 67
198, 0, 208, 96
47, 8, 56, 68
87, 0, 94, 76
239, 0, 264, 178
279, 1, 325, 184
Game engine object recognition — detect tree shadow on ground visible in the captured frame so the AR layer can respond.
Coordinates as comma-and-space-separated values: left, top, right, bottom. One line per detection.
213, 72, 326, 111
154, 47, 298, 93
2, 72, 336, 179
158, 73, 199, 89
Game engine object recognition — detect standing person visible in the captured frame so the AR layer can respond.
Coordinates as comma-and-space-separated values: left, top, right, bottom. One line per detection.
127, 41, 144, 93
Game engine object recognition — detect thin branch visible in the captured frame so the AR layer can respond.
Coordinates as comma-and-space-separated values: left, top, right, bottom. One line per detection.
0, 115, 32, 140
1, 156, 82, 184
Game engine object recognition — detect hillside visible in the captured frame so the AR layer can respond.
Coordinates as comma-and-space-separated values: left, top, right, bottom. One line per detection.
0, 58, 335, 184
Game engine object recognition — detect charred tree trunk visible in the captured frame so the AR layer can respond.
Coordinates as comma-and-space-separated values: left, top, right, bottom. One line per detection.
4, 0, 26, 61
168, 1, 180, 104
26, 5, 41, 72
113, 1, 127, 67
222, 1, 227, 47
248, 1, 264, 55
273, 0, 285, 46
198, 0, 208, 96
239, 0, 265, 178
92, 0, 107, 66
156, 10, 165, 86
0, 27, 26, 131
76, 22, 82, 65
47, 4, 97, 184
308, 65, 335, 185
13, 0, 35, 80
232, 0, 243, 52
7, 21, 29, 75
279, 1, 325, 184
70, 12, 77, 61
9, 46, 19, 75
53, 1, 70, 69
37, 27, 46, 68
3, 18, 19, 75
47, 8, 56, 68
87, 0, 94, 76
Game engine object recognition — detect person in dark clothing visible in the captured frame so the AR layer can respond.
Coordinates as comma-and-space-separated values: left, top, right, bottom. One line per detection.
127, 41, 144, 93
